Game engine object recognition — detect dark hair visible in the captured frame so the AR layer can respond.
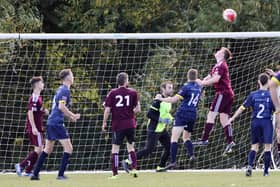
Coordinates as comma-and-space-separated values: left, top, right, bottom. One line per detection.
188, 68, 198, 81
258, 73, 269, 86
161, 81, 173, 90
30, 76, 43, 88
117, 72, 128, 86
59, 69, 72, 80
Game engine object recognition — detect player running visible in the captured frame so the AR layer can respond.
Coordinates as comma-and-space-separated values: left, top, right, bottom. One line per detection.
194, 47, 235, 156
227, 73, 274, 176
15, 76, 48, 176
102, 72, 141, 179
156, 69, 202, 169
122, 81, 173, 172
31, 69, 80, 180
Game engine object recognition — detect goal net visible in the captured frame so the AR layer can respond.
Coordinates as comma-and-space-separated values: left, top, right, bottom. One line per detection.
0, 33, 279, 172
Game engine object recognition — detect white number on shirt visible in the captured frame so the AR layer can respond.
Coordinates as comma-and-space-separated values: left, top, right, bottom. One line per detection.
116, 95, 130, 107
188, 93, 200, 107
256, 104, 265, 119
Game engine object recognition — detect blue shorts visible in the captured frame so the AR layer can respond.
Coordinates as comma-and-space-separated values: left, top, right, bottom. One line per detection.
174, 112, 196, 132
46, 124, 69, 140
251, 119, 273, 144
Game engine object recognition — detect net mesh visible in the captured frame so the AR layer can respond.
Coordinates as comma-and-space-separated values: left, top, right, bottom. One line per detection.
0, 35, 279, 171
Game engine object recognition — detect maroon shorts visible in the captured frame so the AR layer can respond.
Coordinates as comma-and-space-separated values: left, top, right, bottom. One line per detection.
210, 93, 234, 115
27, 132, 44, 147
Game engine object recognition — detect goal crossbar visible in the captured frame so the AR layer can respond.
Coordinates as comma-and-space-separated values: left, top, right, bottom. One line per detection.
0, 32, 280, 40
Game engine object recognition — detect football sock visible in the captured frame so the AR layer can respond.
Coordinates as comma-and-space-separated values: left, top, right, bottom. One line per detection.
223, 125, 233, 144
248, 150, 256, 167
171, 142, 178, 163
58, 152, 70, 177
33, 151, 48, 177
201, 123, 214, 141
264, 151, 271, 174
184, 140, 194, 157
129, 151, 137, 169
111, 153, 119, 176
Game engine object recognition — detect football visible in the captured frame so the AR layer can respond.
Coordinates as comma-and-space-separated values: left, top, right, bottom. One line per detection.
223, 9, 237, 23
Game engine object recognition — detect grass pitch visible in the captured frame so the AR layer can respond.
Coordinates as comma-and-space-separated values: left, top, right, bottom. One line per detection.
1, 170, 279, 187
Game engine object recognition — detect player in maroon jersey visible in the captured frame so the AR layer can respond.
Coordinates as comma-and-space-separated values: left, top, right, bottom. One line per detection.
102, 72, 141, 179
194, 47, 235, 155
15, 76, 48, 176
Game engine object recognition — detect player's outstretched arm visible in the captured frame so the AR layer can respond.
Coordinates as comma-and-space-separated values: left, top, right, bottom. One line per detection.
102, 107, 111, 131
201, 74, 221, 86
227, 106, 246, 124
155, 94, 180, 103
58, 102, 80, 122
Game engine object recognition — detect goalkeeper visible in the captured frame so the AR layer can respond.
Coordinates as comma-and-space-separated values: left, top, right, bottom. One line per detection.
122, 81, 174, 172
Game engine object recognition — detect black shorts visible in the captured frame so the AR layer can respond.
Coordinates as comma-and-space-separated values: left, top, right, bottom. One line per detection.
112, 128, 135, 145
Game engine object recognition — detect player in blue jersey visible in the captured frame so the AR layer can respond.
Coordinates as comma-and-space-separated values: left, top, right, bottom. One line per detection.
227, 73, 274, 176
155, 69, 202, 169
31, 69, 80, 180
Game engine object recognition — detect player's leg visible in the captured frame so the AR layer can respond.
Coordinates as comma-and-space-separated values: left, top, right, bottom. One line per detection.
157, 131, 171, 171
170, 126, 184, 165
31, 139, 55, 180
136, 131, 159, 160
183, 120, 195, 160
16, 132, 43, 176
110, 130, 123, 178
246, 143, 259, 177
263, 120, 273, 176
199, 93, 222, 143
276, 127, 280, 166
220, 113, 235, 155
193, 111, 217, 145
57, 138, 73, 179
183, 130, 194, 160
24, 133, 44, 175
246, 124, 260, 177
263, 144, 272, 176
126, 128, 138, 177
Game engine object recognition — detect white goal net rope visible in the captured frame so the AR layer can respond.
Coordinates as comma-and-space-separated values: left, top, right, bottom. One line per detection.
0, 33, 279, 171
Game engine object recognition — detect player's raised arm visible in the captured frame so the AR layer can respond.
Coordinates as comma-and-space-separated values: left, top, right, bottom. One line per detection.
155, 94, 180, 104
201, 74, 221, 86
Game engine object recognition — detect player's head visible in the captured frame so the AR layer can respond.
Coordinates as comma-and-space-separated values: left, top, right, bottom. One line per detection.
258, 73, 269, 87
117, 72, 129, 87
215, 47, 233, 61
187, 68, 198, 82
59, 69, 74, 85
30, 76, 44, 91
160, 81, 174, 97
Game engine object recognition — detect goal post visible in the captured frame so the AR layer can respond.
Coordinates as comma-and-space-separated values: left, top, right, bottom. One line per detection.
0, 32, 279, 172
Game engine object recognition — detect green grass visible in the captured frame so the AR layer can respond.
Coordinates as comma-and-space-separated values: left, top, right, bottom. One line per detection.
1, 171, 280, 187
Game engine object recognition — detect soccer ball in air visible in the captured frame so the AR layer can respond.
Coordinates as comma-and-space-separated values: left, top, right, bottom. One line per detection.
223, 9, 237, 23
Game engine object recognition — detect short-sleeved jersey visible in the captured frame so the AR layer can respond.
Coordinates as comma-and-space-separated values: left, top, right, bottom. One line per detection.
242, 90, 274, 120
176, 82, 202, 116
26, 94, 44, 133
105, 87, 139, 132
47, 85, 71, 126
271, 72, 280, 86
210, 61, 234, 96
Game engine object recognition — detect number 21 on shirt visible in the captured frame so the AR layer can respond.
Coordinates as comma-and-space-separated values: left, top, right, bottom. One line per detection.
116, 95, 130, 107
